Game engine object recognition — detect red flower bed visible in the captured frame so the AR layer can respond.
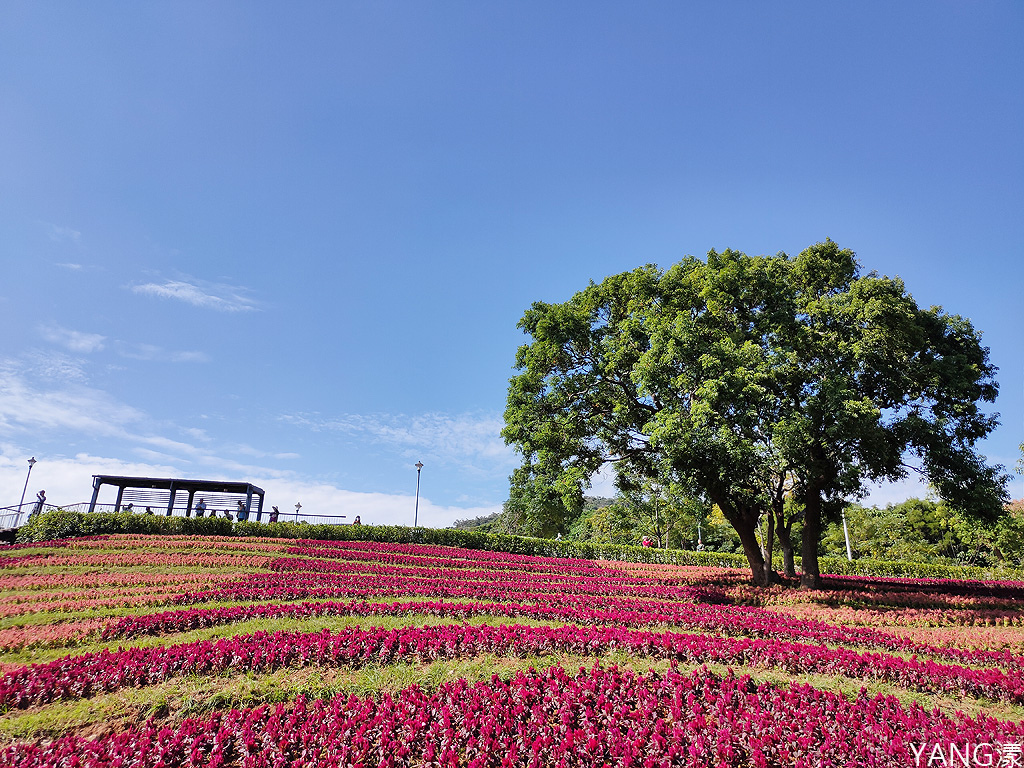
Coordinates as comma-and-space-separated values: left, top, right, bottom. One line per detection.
4, 665, 1022, 768
4, 622, 1024, 709
5, 534, 1024, 767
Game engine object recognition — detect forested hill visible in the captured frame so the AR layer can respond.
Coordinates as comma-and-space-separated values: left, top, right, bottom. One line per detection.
452, 497, 615, 532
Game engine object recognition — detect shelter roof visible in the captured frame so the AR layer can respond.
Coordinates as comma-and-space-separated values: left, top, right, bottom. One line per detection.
91, 475, 265, 495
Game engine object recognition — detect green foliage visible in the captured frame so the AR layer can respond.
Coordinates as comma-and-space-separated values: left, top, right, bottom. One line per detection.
703, 505, 744, 554
16, 509, 233, 543
567, 501, 626, 545
814, 553, 1024, 581
502, 240, 1008, 586
492, 466, 583, 538
822, 499, 1024, 568
450, 512, 503, 531
993, 501, 1024, 566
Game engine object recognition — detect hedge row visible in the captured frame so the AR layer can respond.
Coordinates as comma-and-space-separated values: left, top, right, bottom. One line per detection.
14, 510, 234, 542
13, 510, 747, 567
813, 554, 1020, 582
11, 509, 1024, 583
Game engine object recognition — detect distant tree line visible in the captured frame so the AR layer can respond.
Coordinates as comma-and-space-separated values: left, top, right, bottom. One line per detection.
484, 493, 1024, 570
451, 511, 504, 532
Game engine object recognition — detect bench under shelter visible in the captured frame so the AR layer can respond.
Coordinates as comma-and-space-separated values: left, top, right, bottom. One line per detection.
87, 475, 266, 520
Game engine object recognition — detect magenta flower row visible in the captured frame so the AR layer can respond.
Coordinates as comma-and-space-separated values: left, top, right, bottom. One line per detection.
100, 595, 1024, 672
5, 664, 1022, 768
176, 563, 1024, 671
4, 622, 1023, 710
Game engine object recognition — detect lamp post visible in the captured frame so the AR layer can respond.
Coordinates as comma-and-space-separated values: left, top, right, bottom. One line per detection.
413, 461, 423, 528
651, 484, 661, 549
842, 508, 853, 561
294, 501, 302, 522
17, 457, 36, 525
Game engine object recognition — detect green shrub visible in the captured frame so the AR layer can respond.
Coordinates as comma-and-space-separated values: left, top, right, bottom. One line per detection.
16, 509, 232, 543
813, 555, 1019, 581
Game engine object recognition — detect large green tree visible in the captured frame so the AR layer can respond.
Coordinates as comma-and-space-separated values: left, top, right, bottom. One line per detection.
503, 241, 1007, 587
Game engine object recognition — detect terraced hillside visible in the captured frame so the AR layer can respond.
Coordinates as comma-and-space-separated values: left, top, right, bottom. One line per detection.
1, 535, 1023, 766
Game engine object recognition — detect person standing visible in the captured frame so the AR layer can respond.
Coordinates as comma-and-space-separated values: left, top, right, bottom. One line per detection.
32, 490, 46, 517
269, 506, 280, 523
195, 498, 207, 518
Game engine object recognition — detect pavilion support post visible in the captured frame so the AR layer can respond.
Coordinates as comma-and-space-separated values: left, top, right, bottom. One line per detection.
166, 481, 176, 517
114, 485, 125, 512
255, 492, 264, 522
88, 478, 102, 515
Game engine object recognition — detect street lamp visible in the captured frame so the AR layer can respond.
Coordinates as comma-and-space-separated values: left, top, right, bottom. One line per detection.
17, 457, 36, 525
841, 508, 853, 561
414, 461, 423, 528
294, 501, 302, 522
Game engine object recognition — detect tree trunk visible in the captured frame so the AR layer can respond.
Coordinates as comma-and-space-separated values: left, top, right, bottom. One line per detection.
800, 495, 823, 589
734, 513, 769, 587
764, 509, 775, 578
775, 517, 797, 578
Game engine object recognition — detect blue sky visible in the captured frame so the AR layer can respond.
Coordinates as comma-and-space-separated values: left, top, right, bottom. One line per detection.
1, 2, 1021, 526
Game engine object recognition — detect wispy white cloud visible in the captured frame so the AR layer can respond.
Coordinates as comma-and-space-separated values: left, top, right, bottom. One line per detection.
114, 342, 209, 363
170, 350, 209, 363
24, 352, 89, 383
139, 435, 204, 456
56, 263, 83, 271
281, 411, 516, 473
0, 366, 276, 483
36, 326, 208, 365
134, 447, 186, 464
0, 362, 143, 438
39, 324, 106, 354
47, 224, 81, 243
131, 280, 257, 312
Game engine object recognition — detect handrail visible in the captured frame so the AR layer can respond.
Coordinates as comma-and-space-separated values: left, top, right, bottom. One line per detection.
0, 501, 353, 528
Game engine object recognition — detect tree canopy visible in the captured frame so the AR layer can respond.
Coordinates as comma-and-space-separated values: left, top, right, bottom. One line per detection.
503, 241, 1008, 586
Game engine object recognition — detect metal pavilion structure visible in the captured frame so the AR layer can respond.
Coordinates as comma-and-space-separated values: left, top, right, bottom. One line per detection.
87, 475, 266, 521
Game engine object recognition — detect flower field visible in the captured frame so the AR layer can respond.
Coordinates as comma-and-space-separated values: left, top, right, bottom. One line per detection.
0, 535, 1023, 766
